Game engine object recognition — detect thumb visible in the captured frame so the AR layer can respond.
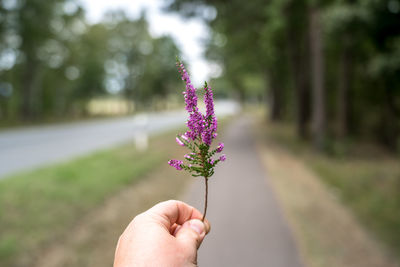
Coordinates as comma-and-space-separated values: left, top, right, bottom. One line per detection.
174, 219, 208, 252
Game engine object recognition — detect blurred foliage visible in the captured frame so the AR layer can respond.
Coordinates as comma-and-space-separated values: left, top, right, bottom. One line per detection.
166, 0, 400, 151
0, 0, 182, 121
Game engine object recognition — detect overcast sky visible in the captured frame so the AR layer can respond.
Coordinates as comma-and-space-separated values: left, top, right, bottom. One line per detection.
79, 0, 211, 86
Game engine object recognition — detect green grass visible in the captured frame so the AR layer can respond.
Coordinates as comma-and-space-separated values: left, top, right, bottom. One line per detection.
0, 131, 176, 266
265, 122, 400, 258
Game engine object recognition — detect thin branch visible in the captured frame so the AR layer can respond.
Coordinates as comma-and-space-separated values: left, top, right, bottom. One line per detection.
202, 176, 208, 222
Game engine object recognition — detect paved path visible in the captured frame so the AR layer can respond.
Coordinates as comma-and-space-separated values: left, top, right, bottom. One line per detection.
0, 100, 240, 179
184, 117, 304, 267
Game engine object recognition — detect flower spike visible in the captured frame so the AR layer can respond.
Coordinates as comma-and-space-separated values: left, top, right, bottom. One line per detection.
168, 59, 225, 221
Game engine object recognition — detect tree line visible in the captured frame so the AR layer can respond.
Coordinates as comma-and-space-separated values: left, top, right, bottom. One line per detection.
167, 0, 400, 151
0, 0, 182, 122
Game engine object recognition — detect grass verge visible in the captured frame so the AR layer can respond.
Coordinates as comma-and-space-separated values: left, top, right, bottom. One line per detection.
257, 120, 400, 265
35, 147, 191, 267
0, 129, 184, 266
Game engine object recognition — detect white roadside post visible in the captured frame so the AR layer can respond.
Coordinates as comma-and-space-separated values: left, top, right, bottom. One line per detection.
133, 114, 149, 151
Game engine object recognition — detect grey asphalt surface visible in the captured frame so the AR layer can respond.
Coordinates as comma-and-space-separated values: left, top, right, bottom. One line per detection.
0, 111, 185, 179
0, 101, 240, 179
184, 116, 304, 267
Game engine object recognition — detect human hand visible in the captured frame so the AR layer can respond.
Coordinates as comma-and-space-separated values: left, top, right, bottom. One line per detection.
113, 200, 211, 267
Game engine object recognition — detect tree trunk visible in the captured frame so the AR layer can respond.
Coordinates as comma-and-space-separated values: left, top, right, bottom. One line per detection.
21, 58, 37, 119
309, 7, 326, 150
267, 72, 283, 121
337, 39, 352, 138
231, 76, 246, 104
381, 85, 400, 150
286, 1, 311, 138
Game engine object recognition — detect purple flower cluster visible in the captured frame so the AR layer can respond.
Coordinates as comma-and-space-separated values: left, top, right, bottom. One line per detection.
168, 159, 183, 170
201, 83, 218, 145
168, 59, 225, 175
176, 62, 218, 145
186, 111, 204, 140
177, 61, 198, 113
216, 142, 224, 153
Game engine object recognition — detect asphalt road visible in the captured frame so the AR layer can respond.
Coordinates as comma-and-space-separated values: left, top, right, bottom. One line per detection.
0, 100, 240, 179
184, 116, 304, 267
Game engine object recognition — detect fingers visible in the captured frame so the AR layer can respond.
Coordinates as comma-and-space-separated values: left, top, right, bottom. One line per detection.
169, 223, 179, 235
174, 219, 208, 261
146, 200, 205, 228
115, 201, 211, 267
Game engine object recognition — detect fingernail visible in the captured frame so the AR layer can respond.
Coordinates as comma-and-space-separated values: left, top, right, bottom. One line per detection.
189, 219, 205, 235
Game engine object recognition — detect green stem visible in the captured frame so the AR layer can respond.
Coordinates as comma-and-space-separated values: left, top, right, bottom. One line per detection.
202, 176, 208, 222
199, 145, 209, 222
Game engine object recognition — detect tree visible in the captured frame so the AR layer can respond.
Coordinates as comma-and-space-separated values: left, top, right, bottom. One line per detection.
0, 4, 184, 120
285, 0, 311, 138
165, 0, 400, 150
0, 0, 87, 119
309, 5, 326, 150
103, 12, 182, 108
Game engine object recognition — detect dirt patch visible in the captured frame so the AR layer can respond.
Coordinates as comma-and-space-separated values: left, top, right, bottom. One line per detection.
257, 140, 399, 267
34, 164, 190, 267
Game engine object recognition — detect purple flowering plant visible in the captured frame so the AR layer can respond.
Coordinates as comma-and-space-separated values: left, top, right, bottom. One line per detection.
168, 59, 225, 221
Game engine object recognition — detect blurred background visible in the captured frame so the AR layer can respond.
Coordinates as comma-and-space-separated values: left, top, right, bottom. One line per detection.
1, 0, 400, 266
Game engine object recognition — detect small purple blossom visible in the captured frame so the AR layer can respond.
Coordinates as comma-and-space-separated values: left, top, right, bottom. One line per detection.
184, 154, 193, 160
181, 133, 189, 142
216, 142, 224, 153
219, 154, 226, 162
209, 158, 215, 165
176, 137, 185, 146
168, 159, 183, 170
